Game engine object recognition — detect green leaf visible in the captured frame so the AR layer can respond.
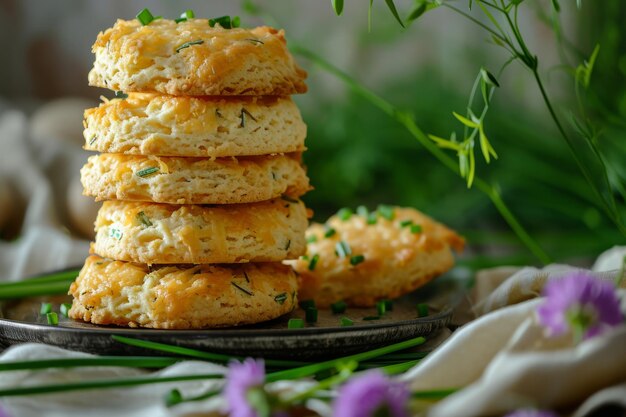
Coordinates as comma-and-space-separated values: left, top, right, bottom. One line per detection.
407, 2, 427, 22
452, 112, 479, 128
479, 126, 491, 163
551, 0, 560, 12
428, 134, 462, 151
368, 0, 374, 32
480, 68, 500, 87
510, 0, 524, 4
332, 0, 344, 16
384, 0, 405, 28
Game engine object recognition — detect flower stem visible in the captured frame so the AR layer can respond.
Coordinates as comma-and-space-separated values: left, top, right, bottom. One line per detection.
293, 46, 551, 264
412, 387, 458, 399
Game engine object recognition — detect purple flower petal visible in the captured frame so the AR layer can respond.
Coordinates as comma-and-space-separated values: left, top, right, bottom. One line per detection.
504, 409, 559, 417
537, 271, 623, 340
0, 403, 12, 417
224, 358, 266, 417
333, 371, 410, 417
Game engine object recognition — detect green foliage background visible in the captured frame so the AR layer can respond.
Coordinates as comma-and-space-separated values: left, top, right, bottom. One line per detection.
290, 1, 626, 267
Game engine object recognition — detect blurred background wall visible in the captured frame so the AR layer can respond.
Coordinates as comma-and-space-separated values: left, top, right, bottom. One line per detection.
0, 0, 624, 268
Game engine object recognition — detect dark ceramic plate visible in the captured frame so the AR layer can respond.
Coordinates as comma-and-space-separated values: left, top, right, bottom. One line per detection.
0, 267, 467, 359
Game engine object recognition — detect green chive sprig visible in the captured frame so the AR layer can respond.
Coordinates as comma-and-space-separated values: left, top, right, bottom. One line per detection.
136, 8, 155, 25
136, 166, 159, 178
335, 241, 352, 258
288, 318, 304, 329
175, 39, 204, 53
208, 15, 241, 29
331, 300, 347, 314
308, 254, 320, 271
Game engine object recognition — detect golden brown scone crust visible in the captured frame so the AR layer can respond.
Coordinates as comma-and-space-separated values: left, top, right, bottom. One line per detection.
84, 94, 307, 157
92, 198, 307, 265
286, 207, 465, 307
88, 19, 307, 96
80, 153, 310, 204
69, 256, 298, 329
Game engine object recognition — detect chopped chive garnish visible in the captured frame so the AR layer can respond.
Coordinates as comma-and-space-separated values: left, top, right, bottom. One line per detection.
231, 282, 252, 296
340, 317, 354, 327
175, 39, 204, 53
376, 301, 386, 316
350, 255, 365, 266
136, 211, 152, 227
288, 318, 304, 329
46, 312, 59, 325
335, 241, 352, 258
89, 136, 98, 145
383, 300, 394, 311
274, 293, 287, 305
284, 240, 291, 250
306, 235, 318, 244
281, 195, 299, 204
109, 228, 123, 240
367, 212, 378, 225
305, 307, 318, 323
400, 219, 413, 228
377, 205, 395, 220
136, 166, 160, 178
299, 299, 316, 310
240, 108, 257, 127
181, 10, 195, 19
324, 227, 337, 238
114, 91, 128, 99
208, 15, 241, 29
174, 17, 187, 23
40, 302, 52, 315
301, 255, 309, 261
165, 389, 183, 407
243, 272, 250, 283
356, 205, 369, 217
337, 208, 353, 221
308, 254, 320, 271
363, 316, 381, 321
411, 224, 423, 234
245, 38, 264, 45
417, 303, 429, 317
331, 300, 347, 314
60, 303, 72, 317
136, 8, 155, 26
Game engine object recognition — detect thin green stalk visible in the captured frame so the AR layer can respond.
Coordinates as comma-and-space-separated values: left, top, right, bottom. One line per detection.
0, 280, 74, 299
292, 46, 551, 264
412, 388, 458, 400
111, 335, 306, 368
0, 356, 185, 372
0, 269, 80, 286
378, 359, 421, 374
0, 373, 222, 397
285, 362, 356, 404
266, 336, 426, 382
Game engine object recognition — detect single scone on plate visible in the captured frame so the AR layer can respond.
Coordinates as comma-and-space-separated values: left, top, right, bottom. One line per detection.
286, 205, 465, 307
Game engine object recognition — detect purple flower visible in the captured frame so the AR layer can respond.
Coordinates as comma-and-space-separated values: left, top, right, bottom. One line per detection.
504, 409, 559, 417
537, 271, 623, 341
224, 358, 266, 417
0, 403, 12, 417
333, 370, 410, 417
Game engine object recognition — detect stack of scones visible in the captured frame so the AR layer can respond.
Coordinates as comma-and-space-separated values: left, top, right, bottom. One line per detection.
69, 12, 310, 329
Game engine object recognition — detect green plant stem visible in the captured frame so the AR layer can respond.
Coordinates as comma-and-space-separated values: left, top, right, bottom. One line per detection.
266, 336, 426, 382
0, 356, 185, 372
0, 373, 222, 397
111, 335, 305, 368
293, 46, 551, 264
412, 388, 458, 400
0, 280, 74, 299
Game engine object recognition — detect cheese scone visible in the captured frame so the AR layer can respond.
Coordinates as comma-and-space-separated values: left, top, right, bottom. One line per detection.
84, 94, 307, 157
88, 19, 307, 96
286, 206, 465, 307
92, 198, 308, 265
69, 256, 298, 329
81, 153, 310, 204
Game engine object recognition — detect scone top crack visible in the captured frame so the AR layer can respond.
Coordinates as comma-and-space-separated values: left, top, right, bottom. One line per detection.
89, 18, 308, 96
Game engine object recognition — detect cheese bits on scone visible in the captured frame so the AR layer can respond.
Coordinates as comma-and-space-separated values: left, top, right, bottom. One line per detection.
70, 256, 298, 329
70, 13, 310, 329
92, 198, 307, 264
88, 19, 307, 96
84, 94, 307, 157
80, 153, 310, 204
286, 206, 465, 307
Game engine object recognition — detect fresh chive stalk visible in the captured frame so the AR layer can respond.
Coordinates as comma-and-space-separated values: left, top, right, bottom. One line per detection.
208, 15, 240, 29
400, 219, 413, 228
175, 39, 204, 53
417, 303, 429, 317
274, 293, 287, 305
40, 302, 52, 315
335, 241, 352, 258
114, 91, 128, 99
376, 301, 386, 316
350, 255, 365, 266
340, 317, 354, 326
136, 166, 159, 178
0, 356, 184, 372
46, 312, 58, 325
306, 235, 318, 244
288, 318, 304, 329
324, 227, 336, 238
136, 8, 155, 25
136, 211, 152, 227
308, 254, 319, 271
336, 208, 353, 221
60, 303, 72, 317
299, 299, 315, 310
305, 307, 318, 323
331, 300, 347, 314
164, 389, 183, 407
377, 205, 395, 220
411, 224, 423, 234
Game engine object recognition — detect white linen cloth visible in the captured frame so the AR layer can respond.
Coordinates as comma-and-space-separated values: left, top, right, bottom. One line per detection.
1, 109, 626, 416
